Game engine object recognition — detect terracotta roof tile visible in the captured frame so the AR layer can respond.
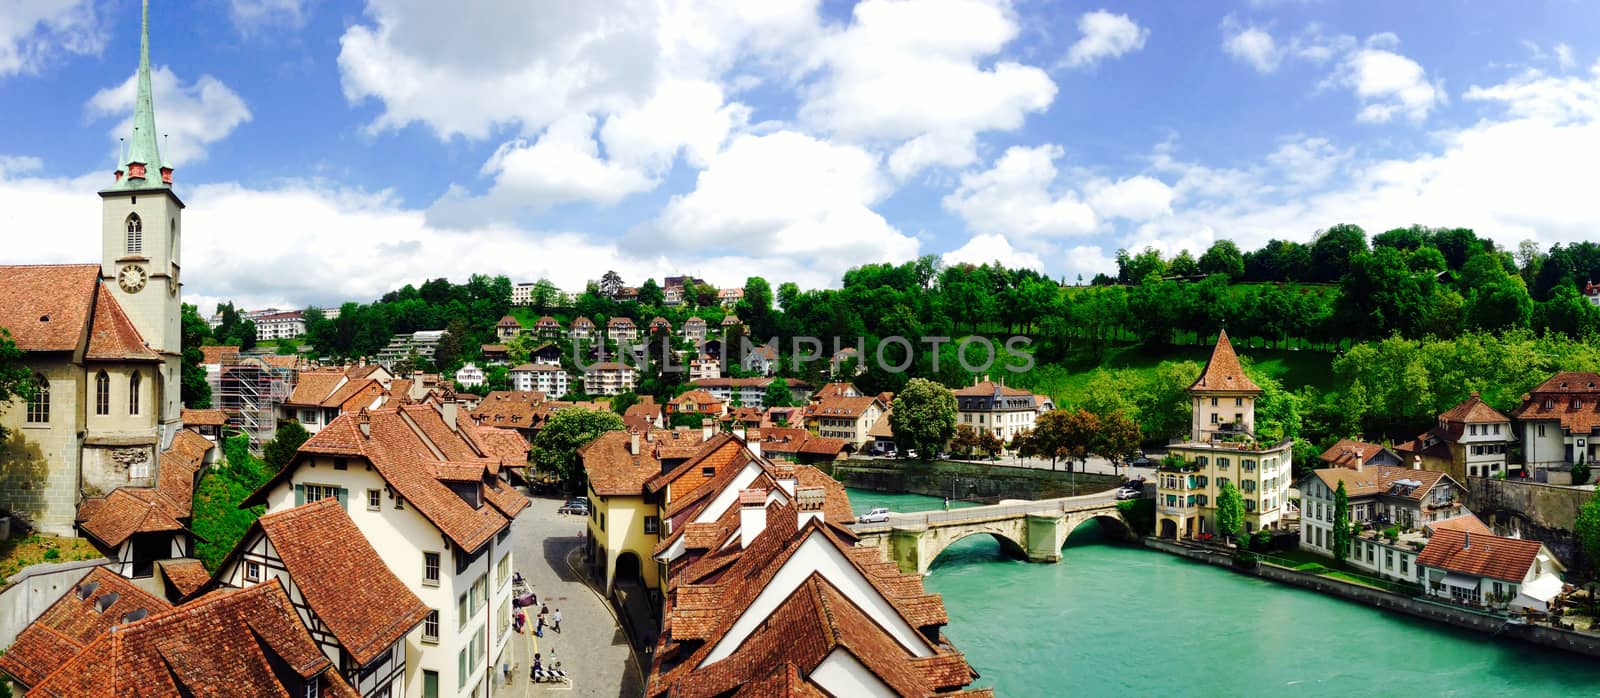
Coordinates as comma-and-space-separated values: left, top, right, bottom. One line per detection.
159, 560, 211, 597
0, 264, 99, 352
85, 284, 159, 361
1308, 465, 1451, 502
286, 370, 346, 406
1189, 329, 1260, 393
198, 345, 240, 364
77, 488, 188, 548
28, 580, 357, 697
1417, 528, 1548, 582
1439, 392, 1511, 423
253, 499, 431, 665
1511, 372, 1600, 435
1317, 439, 1397, 468
0, 568, 170, 689
180, 408, 227, 426
1426, 513, 1494, 537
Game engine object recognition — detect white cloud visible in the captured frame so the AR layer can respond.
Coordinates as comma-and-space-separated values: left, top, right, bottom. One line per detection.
475, 114, 656, 210
943, 144, 1098, 238
942, 233, 1042, 270
644, 130, 919, 280
0, 0, 103, 77
1556, 43, 1576, 71
229, 0, 308, 32
1064, 10, 1147, 69
1221, 18, 1280, 73
798, 0, 1055, 176
1329, 45, 1444, 124
1084, 175, 1174, 221
86, 66, 252, 165
0, 154, 43, 173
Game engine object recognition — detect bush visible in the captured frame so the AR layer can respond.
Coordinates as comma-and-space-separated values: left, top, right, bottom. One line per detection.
1574, 462, 1592, 486
1252, 529, 1273, 550
42, 548, 59, 561
1383, 525, 1400, 542
1116, 498, 1155, 536
1232, 551, 1260, 569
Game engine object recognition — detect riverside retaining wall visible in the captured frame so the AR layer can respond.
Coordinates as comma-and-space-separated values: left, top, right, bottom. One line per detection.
1144, 537, 1600, 658
1466, 476, 1590, 575
830, 459, 1121, 502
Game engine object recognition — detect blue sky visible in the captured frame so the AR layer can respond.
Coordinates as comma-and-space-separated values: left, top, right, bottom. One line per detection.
3, 0, 1599, 312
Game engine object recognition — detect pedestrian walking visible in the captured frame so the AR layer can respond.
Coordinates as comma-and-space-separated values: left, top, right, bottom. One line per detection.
553, 608, 562, 633
541, 603, 549, 617
536, 614, 545, 638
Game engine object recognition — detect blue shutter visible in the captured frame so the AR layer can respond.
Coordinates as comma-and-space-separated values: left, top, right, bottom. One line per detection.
335, 487, 348, 509
295, 484, 305, 506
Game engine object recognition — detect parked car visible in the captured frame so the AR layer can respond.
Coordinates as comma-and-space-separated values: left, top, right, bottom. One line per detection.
557, 499, 590, 515
1115, 486, 1142, 500
1128, 456, 1152, 468
858, 507, 892, 524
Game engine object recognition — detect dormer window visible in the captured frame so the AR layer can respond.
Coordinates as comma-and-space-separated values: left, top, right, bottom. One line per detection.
125, 214, 143, 254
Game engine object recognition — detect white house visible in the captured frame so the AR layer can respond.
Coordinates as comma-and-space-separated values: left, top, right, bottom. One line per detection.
242, 400, 529, 698
584, 362, 636, 395
454, 363, 485, 389
255, 310, 307, 341
1418, 528, 1566, 611
743, 345, 778, 376
952, 379, 1039, 444
510, 362, 569, 398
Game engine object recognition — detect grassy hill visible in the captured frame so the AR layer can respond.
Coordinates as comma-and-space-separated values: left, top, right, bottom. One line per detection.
1014, 342, 1337, 407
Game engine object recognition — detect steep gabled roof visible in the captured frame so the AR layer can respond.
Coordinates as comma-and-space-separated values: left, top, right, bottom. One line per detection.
1439, 392, 1510, 424
1307, 465, 1451, 503
1189, 329, 1260, 393
286, 370, 346, 406
77, 487, 189, 548
1417, 528, 1549, 583
85, 284, 159, 361
28, 580, 358, 697
0, 264, 100, 353
1317, 439, 1398, 469
246, 499, 431, 665
0, 568, 171, 689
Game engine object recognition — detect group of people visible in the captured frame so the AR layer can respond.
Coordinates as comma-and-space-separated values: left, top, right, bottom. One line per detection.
513, 600, 562, 637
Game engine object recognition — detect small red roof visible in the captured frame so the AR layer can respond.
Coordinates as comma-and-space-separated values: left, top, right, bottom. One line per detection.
1189, 330, 1260, 393
1417, 528, 1548, 583
85, 284, 159, 361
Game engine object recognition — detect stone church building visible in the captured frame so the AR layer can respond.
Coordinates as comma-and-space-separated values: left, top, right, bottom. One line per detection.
0, 6, 187, 537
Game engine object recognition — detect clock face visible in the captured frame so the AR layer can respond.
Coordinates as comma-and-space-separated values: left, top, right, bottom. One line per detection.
118, 264, 147, 294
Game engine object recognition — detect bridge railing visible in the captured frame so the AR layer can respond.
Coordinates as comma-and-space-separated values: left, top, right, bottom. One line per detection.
850, 493, 1120, 534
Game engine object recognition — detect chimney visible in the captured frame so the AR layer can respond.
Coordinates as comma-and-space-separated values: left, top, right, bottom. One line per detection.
1413, 455, 1422, 470
738, 488, 768, 548
358, 409, 371, 438
774, 462, 796, 496
1353, 451, 1364, 472
747, 428, 762, 459
733, 424, 747, 443
629, 427, 641, 456
702, 418, 715, 442
796, 485, 826, 527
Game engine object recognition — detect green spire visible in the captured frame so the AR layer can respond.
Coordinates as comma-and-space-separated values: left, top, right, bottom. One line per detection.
109, 0, 168, 190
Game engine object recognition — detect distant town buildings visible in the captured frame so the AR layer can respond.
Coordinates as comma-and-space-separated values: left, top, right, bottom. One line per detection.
375, 329, 449, 368
454, 362, 485, 388
510, 362, 569, 398
953, 378, 1040, 444
585, 362, 638, 395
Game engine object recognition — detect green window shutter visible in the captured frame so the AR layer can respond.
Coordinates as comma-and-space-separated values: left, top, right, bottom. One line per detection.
336, 487, 348, 509
295, 484, 305, 506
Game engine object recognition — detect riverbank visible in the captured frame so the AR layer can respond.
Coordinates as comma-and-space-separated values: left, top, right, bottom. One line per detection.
1143, 537, 1600, 659
850, 487, 1600, 696
831, 459, 1120, 502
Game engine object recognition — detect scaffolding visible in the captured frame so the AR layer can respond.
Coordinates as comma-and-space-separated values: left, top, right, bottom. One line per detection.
217, 350, 296, 454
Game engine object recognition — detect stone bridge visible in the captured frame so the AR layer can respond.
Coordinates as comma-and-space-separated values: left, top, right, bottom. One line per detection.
850, 492, 1131, 575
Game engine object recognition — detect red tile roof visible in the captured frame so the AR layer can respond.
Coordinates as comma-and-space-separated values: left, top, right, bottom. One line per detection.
1439, 392, 1511, 423
198, 345, 240, 364
77, 487, 188, 548
181, 408, 227, 426
1189, 329, 1260, 393
1417, 528, 1548, 582
0, 264, 100, 353
1308, 465, 1451, 503
159, 560, 211, 597
248, 403, 521, 551
1317, 439, 1397, 468
286, 369, 347, 406
1426, 513, 1494, 537
28, 580, 358, 697
1511, 372, 1600, 435
0, 568, 171, 689
248, 499, 431, 665
85, 285, 159, 361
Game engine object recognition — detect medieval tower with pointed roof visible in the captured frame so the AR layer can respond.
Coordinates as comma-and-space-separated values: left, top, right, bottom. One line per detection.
0, 1, 186, 536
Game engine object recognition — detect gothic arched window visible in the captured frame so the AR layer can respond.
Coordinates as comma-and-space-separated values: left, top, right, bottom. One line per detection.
129, 371, 142, 415
95, 371, 110, 415
27, 375, 49, 423
126, 214, 143, 254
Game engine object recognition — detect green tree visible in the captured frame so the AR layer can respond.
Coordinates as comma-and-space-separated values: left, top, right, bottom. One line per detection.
1577, 493, 1600, 577
951, 424, 980, 458
0, 328, 31, 440
178, 304, 212, 408
531, 408, 625, 492
262, 420, 311, 474
889, 378, 957, 462
610, 391, 640, 416
638, 278, 664, 307
1311, 223, 1368, 282
1215, 480, 1244, 543
1199, 240, 1245, 280
1093, 410, 1142, 475
1332, 480, 1351, 563
1167, 250, 1201, 277
762, 378, 796, 408
193, 434, 271, 571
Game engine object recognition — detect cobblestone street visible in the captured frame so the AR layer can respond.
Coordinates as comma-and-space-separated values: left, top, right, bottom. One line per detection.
504, 496, 644, 697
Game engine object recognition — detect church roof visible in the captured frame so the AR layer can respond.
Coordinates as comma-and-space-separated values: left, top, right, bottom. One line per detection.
1189, 330, 1260, 393
0, 264, 100, 352
85, 284, 160, 361
103, 0, 171, 193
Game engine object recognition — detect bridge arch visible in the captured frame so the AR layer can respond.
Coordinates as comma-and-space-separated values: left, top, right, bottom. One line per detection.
924, 528, 1029, 571
1065, 514, 1136, 545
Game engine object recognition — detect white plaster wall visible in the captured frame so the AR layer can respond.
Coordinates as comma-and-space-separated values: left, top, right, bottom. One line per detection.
810, 649, 898, 698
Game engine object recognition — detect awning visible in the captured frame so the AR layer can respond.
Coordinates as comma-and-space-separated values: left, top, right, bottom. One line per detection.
1441, 572, 1479, 588
1510, 574, 1565, 612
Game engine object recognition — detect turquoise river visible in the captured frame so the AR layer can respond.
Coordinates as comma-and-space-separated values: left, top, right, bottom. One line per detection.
846, 489, 1600, 697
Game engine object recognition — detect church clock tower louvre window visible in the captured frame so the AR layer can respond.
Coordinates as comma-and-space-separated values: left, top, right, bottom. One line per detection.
126, 214, 142, 253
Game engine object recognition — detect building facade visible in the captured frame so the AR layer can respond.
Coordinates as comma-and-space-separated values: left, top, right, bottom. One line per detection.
584, 363, 637, 395
952, 379, 1038, 444
509, 363, 569, 398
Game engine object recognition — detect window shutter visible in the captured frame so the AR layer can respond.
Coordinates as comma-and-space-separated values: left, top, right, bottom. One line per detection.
295, 484, 305, 506
336, 487, 348, 509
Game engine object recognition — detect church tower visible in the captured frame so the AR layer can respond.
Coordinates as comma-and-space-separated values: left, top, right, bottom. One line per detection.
99, 0, 183, 433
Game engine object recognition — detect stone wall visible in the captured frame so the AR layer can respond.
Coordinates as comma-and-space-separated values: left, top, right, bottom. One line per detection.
1465, 477, 1591, 575
830, 459, 1122, 502
1143, 538, 1600, 658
